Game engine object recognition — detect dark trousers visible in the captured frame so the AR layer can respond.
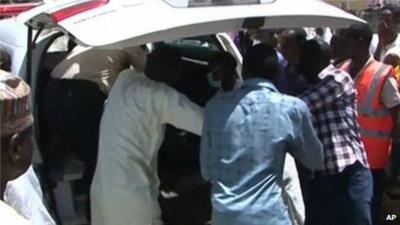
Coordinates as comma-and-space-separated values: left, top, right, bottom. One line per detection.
296, 162, 312, 202
387, 140, 400, 185
305, 162, 373, 225
371, 169, 386, 225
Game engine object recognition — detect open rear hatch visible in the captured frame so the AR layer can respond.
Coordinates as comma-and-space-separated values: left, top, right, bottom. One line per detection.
19, 0, 365, 48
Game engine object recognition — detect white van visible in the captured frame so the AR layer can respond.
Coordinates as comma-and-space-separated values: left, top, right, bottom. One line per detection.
5, 1, 364, 224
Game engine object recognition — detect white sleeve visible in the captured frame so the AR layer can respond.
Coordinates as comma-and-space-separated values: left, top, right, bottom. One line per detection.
282, 154, 305, 225
160, 85, 204, 135
0, 201, 32, 225
381, 76, 400, 109
369, 34, 379, 56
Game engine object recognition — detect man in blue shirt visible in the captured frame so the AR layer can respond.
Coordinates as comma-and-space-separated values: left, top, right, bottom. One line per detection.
200, 44, 324, 225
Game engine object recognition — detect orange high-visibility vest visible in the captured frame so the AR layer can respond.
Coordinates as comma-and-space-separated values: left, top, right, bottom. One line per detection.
343, 60, 394, 169
394, 66, 400, 90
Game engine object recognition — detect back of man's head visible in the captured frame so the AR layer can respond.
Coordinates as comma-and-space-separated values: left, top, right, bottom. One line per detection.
280, 28, 307, 46
242, 44, 279, 80
300, 39, 331, 83
330, 28, 348, 61
279, 28, 307, 63
210, 51, 237, 72
301, 39, 331, 64
144, 45, 182, 85
210, 51, 238, 91
346, 23, 373, 47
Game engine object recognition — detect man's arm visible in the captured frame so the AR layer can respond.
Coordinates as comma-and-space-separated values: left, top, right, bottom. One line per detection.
160, 85, 204, 135
287, 100, 324, 171
380, 76, 400, 137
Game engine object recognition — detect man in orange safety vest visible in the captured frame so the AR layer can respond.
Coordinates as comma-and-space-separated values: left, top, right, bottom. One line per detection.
343, 24, 400, 225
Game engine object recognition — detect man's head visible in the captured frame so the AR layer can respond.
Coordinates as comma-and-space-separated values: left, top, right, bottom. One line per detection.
208, 51, 238, 91
247, 28, 279, 48
343, 24, 373, 59
299, 39, 331, 84
330, 28, 349, 62
242, 44, 279, 80
278, 28, 307, 63
144, 45, 182, 85
1, 75, 33, 198
377, 5, 400, 44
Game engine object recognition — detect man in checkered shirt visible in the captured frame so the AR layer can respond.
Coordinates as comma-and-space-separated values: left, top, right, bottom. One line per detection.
299, 39, 373, 225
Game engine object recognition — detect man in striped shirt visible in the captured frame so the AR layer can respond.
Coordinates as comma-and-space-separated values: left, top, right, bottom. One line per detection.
299, 39, 373, 225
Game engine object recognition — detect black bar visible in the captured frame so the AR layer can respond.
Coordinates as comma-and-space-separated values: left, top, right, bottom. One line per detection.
26, 26, 33, 85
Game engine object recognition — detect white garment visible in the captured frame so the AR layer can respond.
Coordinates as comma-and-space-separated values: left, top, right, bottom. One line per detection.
91, 69, 203, 225
0, 200, 31, 225
3, 166, 56, 225
282, 155, 305, 225
370, 33, 400, 61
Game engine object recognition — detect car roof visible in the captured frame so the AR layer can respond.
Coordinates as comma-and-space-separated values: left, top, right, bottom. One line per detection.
18, 0, 365, 48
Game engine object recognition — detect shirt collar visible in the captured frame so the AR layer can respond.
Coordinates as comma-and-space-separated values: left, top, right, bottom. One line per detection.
132, 70, 147, 79
318, 64, 336, 79
242, 78, 278, 92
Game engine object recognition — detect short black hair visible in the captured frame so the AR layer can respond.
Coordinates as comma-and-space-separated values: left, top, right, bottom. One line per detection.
242, 44, 279, 80
301, 39, 331, 65
346, 23, 373, 46
281, 28, 307, 45
210, 51, 237, 71
144, 45, 182, 84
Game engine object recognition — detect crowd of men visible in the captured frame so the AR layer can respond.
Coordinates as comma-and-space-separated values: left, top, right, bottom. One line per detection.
1, 4, 400, 225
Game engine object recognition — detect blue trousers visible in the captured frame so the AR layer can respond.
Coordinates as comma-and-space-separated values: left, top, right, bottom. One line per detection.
305, 162, 373, 225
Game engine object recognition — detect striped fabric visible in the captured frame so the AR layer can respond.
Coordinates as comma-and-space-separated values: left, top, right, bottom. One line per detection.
0, 73, 33, 137
300, 65, 369, 175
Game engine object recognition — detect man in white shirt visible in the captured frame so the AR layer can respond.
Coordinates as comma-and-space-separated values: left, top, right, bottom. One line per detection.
41, 45, 148, 202
370, 5, 400, 61
0, 200, 31, 225
1, 74, 55, 225
90, 46, 204, 225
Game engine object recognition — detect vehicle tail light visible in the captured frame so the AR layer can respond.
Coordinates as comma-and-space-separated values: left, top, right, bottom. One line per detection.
51, 0, 109, 23
0, 3, 41, 18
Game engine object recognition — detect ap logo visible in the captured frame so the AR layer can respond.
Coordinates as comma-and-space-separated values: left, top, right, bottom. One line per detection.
386, 214, 398, 221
